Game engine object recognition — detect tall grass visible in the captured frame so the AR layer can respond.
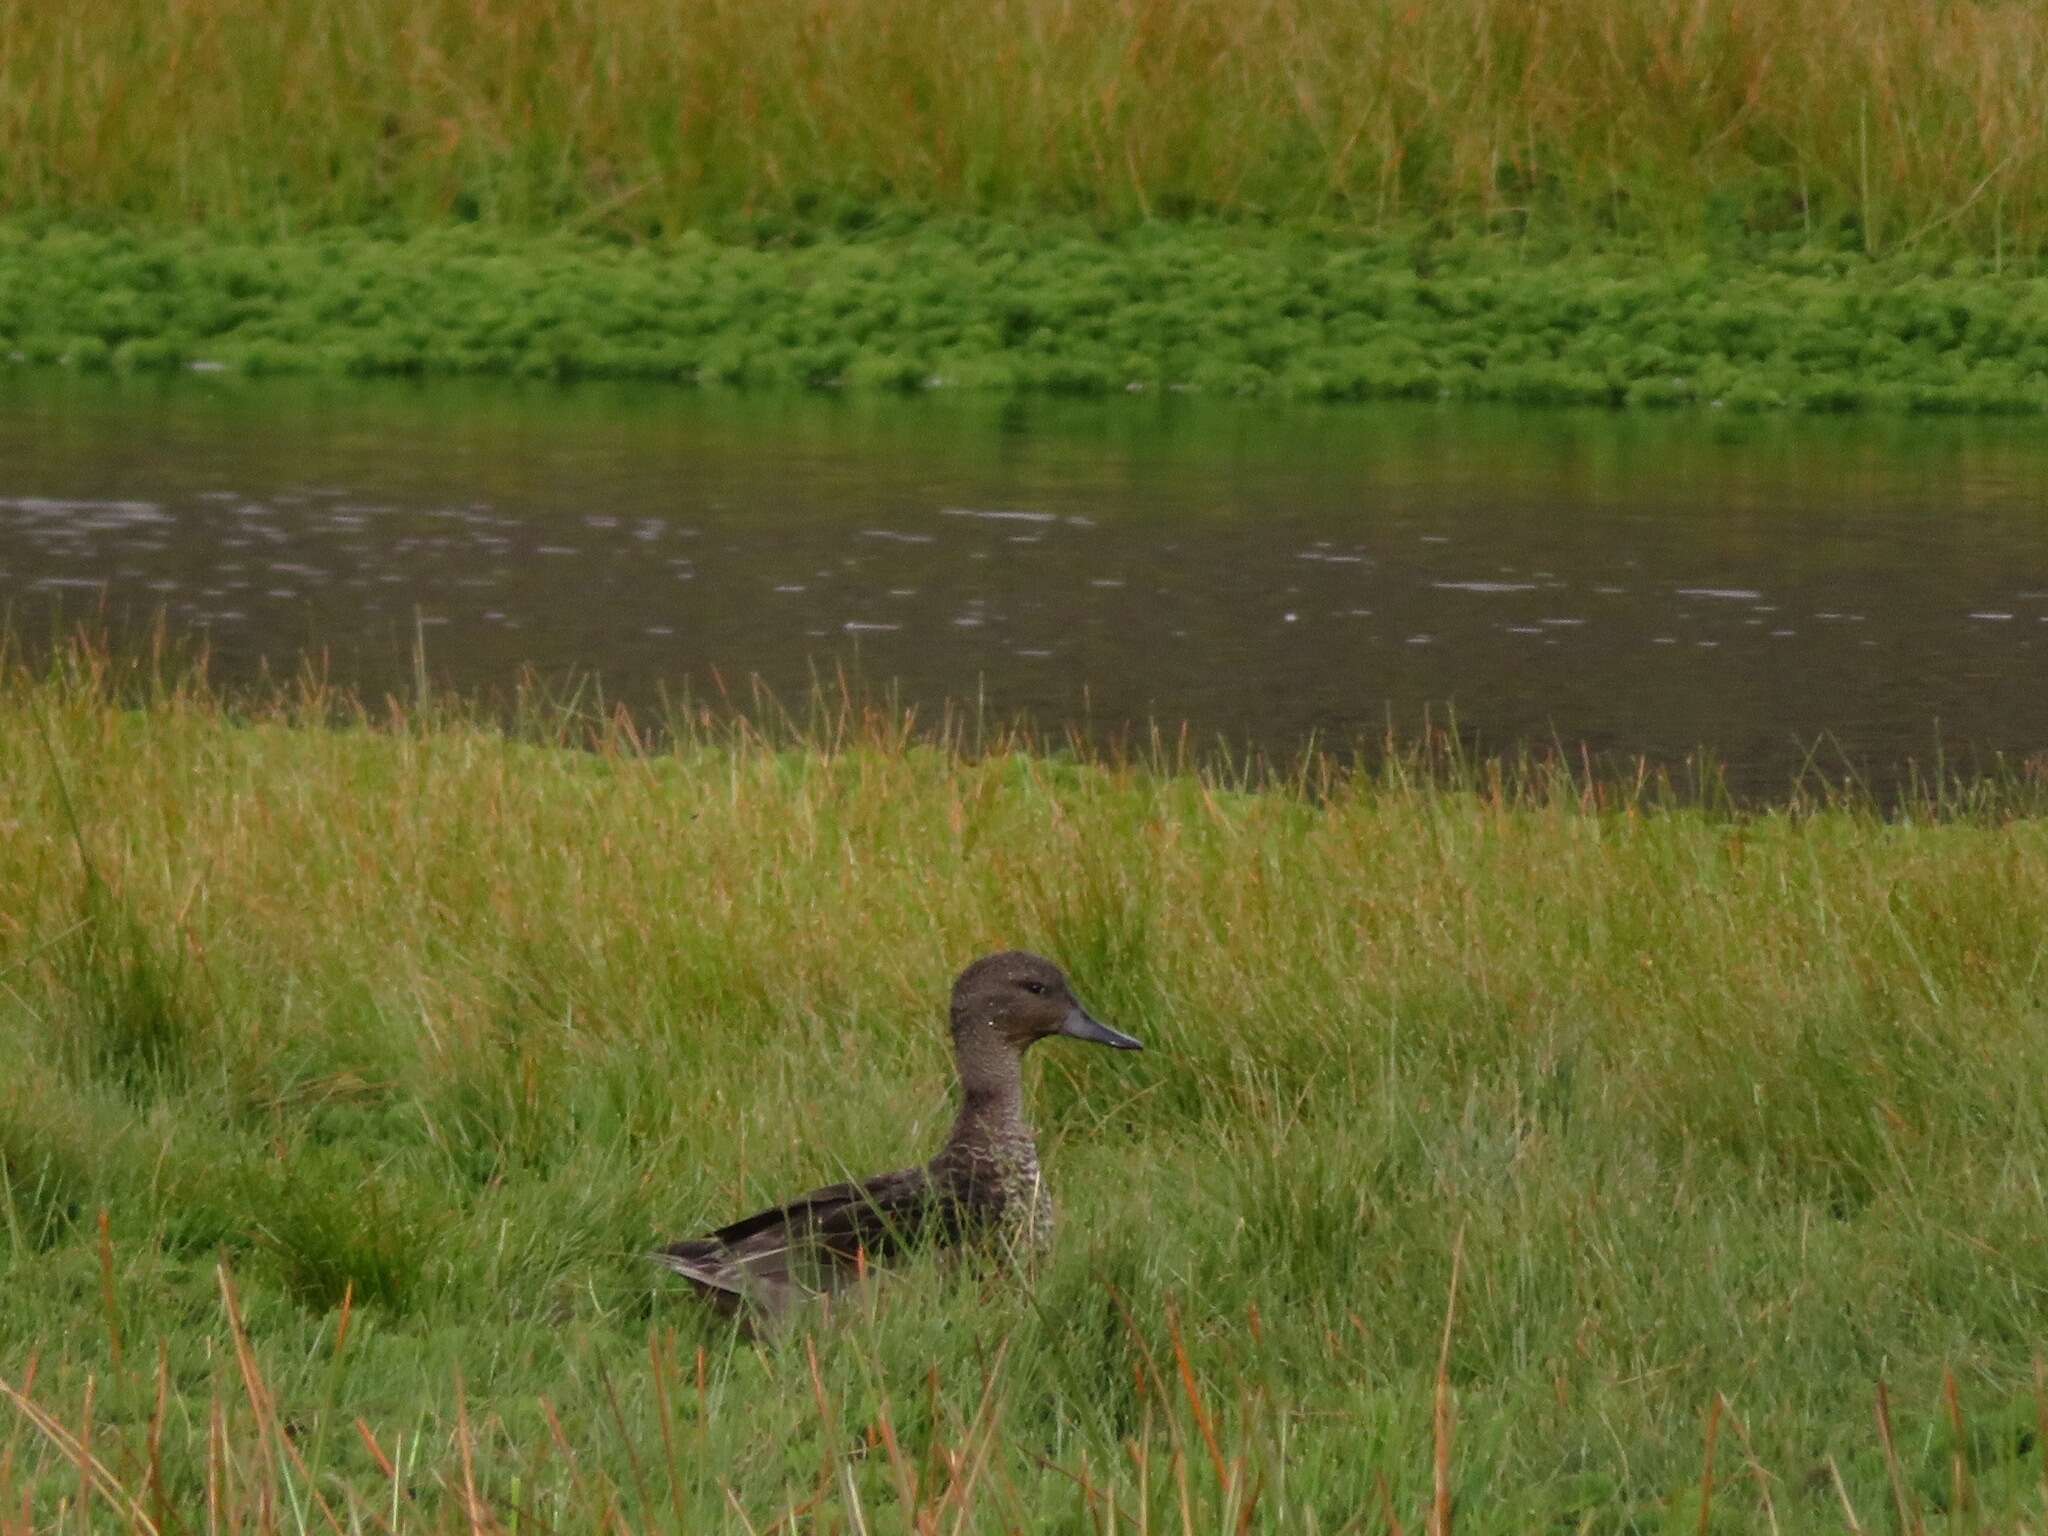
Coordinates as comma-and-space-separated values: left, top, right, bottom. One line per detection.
6, 0, 2048, 255
2, 638, 2048, 1528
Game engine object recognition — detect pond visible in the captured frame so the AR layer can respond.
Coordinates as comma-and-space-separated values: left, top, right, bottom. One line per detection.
3, 376, 2045, 797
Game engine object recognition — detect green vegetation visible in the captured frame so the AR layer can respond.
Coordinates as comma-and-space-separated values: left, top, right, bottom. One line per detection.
8, 0, 2048, 256
3, 644, 2047, 1530
11, 221, 2048, 410
11, 0, 2048, 411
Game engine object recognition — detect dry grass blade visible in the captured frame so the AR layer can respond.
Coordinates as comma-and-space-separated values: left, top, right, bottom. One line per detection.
1428, 1229, 1464, 1536
539, 1397, 600, 1524
804, 1334, 839, 1505
2036, 1356, 2048, 1510
724, 1483, 765, 1536
874, 1400, 927, 1535
1698, 1392, 1723, 1536
838, 1458, 871, 1536
1874, 1379, 1922, 1536
146, 1342, 170, 1535
334, 1282, 354, 1357
1166, 1303, 1229, 1495
1108, 1289, 1170, 1426
354, 1419, 397, 1482
206, 1389, 227, 1536
0, 1372, 159, 1536
648, 1329, 689, 1533
1940, 1367, 1972, 1524
76, 1373, 92, 1534
1721, 1400, 1781, 1536
1827, 1455, 1866, 1536
1131, 1408, 1150, 1536
454, 1369, 495, 1536
95, 1209, 122, 1373
1231, 1462, 1262, 1536
596, 1361, 655, 1535
941, 1344, 1012, 1536
1376, 1470, 1407, 1536
218, 1262, 348, 1535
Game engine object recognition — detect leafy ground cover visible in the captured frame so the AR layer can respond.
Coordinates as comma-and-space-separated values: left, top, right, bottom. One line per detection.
8, 221, 2048, 412
2, 645, 2046, 1530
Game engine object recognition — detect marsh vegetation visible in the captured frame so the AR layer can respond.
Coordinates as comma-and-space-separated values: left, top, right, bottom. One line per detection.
10, 225, 2048, 412
3, 646, 2045, 1529
8, 0, 2048, 254
9, 1, 2048, 409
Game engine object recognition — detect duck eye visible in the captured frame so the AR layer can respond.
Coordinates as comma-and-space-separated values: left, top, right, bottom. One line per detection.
1022, 981, 1047, 995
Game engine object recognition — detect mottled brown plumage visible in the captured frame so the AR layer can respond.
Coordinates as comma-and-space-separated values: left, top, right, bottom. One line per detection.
651, 951, 1140, 1319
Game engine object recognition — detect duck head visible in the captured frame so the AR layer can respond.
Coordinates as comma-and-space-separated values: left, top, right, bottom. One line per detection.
949, 951, 1142, 1083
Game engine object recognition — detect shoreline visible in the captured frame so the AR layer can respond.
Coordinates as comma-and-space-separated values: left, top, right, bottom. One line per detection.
8, 220, 2048, 414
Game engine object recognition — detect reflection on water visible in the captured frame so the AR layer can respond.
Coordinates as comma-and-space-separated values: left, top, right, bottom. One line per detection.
2, 376, 2045, 796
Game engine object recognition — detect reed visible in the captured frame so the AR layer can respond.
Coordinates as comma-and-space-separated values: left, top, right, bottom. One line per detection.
1, 638, 2047, 1527
5, 0, 2048, 255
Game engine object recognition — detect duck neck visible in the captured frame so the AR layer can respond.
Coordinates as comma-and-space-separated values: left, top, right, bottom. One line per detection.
946, 1034, 1031, 1151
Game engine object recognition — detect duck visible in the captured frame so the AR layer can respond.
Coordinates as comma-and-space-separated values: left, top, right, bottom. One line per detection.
652, 950, 1141, 1318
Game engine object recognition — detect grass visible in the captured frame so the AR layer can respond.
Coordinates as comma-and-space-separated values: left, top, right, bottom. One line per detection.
14, 0, 2048, 419
6, 0, 2048, 258
2, 638, 2047, 1530
10, 220, 2048, 412
15, 0, 2048, 415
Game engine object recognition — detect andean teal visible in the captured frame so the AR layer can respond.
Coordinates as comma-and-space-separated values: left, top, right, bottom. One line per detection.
652, 951, 1141, 1317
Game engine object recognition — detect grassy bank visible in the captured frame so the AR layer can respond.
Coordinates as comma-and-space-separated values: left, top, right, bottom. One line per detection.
2, 648, 2047, 1530
7, 0, 2048, 257
14, 0, 2048, 418
10, 221, 2048, 411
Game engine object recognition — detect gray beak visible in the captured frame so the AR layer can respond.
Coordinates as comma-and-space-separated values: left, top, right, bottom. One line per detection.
1056, 1004, 1144, 1051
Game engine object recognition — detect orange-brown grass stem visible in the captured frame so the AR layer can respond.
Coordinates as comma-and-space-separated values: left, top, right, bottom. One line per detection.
1429, 1228, 1465, 1536
1697, 1392, 1723, 1536
1874, 1379, 1922, 1536
218, 1263, 348, 1536
93, 1210, 121, 1374
1166, 1303, 1228, 1496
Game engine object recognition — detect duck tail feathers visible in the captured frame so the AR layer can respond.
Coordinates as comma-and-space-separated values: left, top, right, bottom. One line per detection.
648, 1242, 746, 1295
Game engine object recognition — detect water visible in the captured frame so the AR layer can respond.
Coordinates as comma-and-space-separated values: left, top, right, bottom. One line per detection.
4, 376, 2046, 796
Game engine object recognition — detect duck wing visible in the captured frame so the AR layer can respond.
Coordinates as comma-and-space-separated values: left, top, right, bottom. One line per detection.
652, 1165, 955, 1315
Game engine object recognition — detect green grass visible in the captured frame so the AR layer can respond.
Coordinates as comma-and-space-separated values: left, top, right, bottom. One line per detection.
10, 221, 2048, 412
3, 643, 2048, 1531
8, 0, 2048, 259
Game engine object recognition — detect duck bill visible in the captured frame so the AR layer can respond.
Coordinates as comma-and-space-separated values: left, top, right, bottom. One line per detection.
1057, 1004, 1143, 1051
